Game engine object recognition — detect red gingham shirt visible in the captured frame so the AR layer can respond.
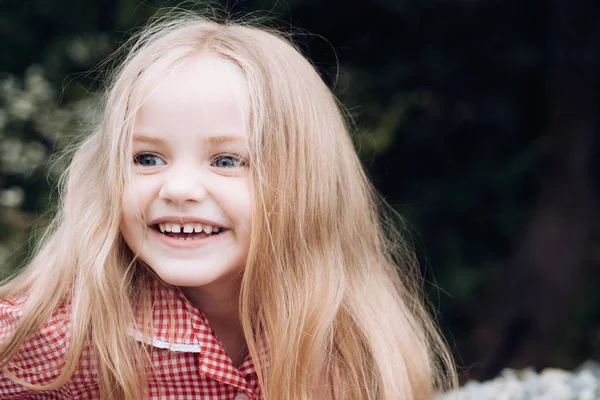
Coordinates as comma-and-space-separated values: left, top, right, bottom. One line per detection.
0, 279, 262, 399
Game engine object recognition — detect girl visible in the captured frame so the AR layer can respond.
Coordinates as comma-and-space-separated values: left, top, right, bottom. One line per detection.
0, 13, 457, 400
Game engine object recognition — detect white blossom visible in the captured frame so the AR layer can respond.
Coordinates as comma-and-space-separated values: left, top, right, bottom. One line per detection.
0, 187, 25, 208
66, 34, 111, 66
0, 108, 7, 133
0, 138, 48, 175
436, 361, 600, 400
0, 66, 97, 178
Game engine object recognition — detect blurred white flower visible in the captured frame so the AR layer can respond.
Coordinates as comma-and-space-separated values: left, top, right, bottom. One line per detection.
0, 108, 7, 133
66, 34, 111, 66
0, 67, 98, 178
436, 361, 600, 400
3, 66, 55, 121
10, 97, 35, 120
1, 139, 48, 175
67, 38, 91, 65
25, 65, 53, 103
34, 107, 71, 141
0, 76, 18, 99
0, 187, 25, 208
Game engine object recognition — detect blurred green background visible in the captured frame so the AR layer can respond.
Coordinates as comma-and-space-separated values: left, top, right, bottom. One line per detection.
1, 0, 598, 383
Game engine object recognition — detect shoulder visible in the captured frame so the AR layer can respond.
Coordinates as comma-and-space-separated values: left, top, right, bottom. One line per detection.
0, 295, 74, 397
0, 295, 27, 335
0, 294, 72, 357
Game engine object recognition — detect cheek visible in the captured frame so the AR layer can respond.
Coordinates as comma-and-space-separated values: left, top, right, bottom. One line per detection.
215, 181, 252, 236
121, 186, 141, 217
122, 179, 152, 212
120, 184, 150, 253
120, 182, 151, 236
225, 182, 252, 222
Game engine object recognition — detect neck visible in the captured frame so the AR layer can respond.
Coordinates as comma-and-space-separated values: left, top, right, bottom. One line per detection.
179, 278, 248, 367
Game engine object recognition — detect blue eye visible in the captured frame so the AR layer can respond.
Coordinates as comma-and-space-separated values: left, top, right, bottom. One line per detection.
212, 154, 247, 168
134, 153, 166, 166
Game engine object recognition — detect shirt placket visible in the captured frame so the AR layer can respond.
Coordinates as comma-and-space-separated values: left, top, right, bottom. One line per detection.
158, 285, 260, 399
197, 343, 257, 399
194, 311, 258, 399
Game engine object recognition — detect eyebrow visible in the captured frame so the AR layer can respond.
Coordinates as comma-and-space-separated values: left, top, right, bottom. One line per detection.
132, 134, 247, 145
132, 134, 166, 144
206, 135, 247, 145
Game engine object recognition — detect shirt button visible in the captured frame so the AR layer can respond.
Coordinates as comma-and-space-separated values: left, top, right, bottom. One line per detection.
234, 394, 250, 400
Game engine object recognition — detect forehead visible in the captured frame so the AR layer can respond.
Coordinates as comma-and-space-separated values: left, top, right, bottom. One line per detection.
131, 53, 251, 139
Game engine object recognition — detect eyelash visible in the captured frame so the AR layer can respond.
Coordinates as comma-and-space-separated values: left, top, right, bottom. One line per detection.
211, 153, 247, 168
133, 153, 165, 166
132, 153, 248, 168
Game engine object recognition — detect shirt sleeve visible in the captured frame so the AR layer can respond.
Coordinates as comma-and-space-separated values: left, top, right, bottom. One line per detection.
0, 297, 71, 398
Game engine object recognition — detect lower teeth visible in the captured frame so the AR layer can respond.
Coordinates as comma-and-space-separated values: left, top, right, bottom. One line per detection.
164, 232, 220, 240
157, 226, 221, 240
176, 235, 209, 240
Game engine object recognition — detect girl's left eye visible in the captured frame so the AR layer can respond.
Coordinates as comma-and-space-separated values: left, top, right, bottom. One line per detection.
134, 153, 166, 166
212, 154, 247, 168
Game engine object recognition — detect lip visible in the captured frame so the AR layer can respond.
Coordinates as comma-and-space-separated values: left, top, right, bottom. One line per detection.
151, 226, 229, 249
148, 216, 227, 229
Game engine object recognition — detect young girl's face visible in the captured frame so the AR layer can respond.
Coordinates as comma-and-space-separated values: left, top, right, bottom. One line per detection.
121, 54, 252, 293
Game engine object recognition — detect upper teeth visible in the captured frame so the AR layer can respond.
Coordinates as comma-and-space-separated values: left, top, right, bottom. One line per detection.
158, 223, 220, 233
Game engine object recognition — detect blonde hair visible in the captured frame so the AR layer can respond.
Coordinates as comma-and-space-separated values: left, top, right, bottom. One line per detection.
0, 12, 457, 399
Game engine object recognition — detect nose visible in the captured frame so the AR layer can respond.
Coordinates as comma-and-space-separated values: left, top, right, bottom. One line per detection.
158, 166, 207, 205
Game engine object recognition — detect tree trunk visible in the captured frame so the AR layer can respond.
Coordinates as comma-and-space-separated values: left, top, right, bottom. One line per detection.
462, 0, 599, 382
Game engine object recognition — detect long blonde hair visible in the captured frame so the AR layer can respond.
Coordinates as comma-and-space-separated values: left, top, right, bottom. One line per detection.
0, 12, 457, 399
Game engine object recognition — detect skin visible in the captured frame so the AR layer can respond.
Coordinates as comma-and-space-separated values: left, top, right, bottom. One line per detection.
120, 53, 252, 366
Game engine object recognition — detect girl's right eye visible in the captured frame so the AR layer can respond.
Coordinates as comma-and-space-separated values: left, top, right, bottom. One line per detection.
133, 153, 166, 166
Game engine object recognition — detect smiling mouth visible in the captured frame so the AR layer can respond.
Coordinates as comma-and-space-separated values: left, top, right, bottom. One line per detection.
151, 225, 225, 241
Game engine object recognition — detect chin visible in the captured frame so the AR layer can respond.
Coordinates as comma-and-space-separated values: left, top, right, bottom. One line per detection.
148, 262, 240, 288
153, 271, 213, 287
